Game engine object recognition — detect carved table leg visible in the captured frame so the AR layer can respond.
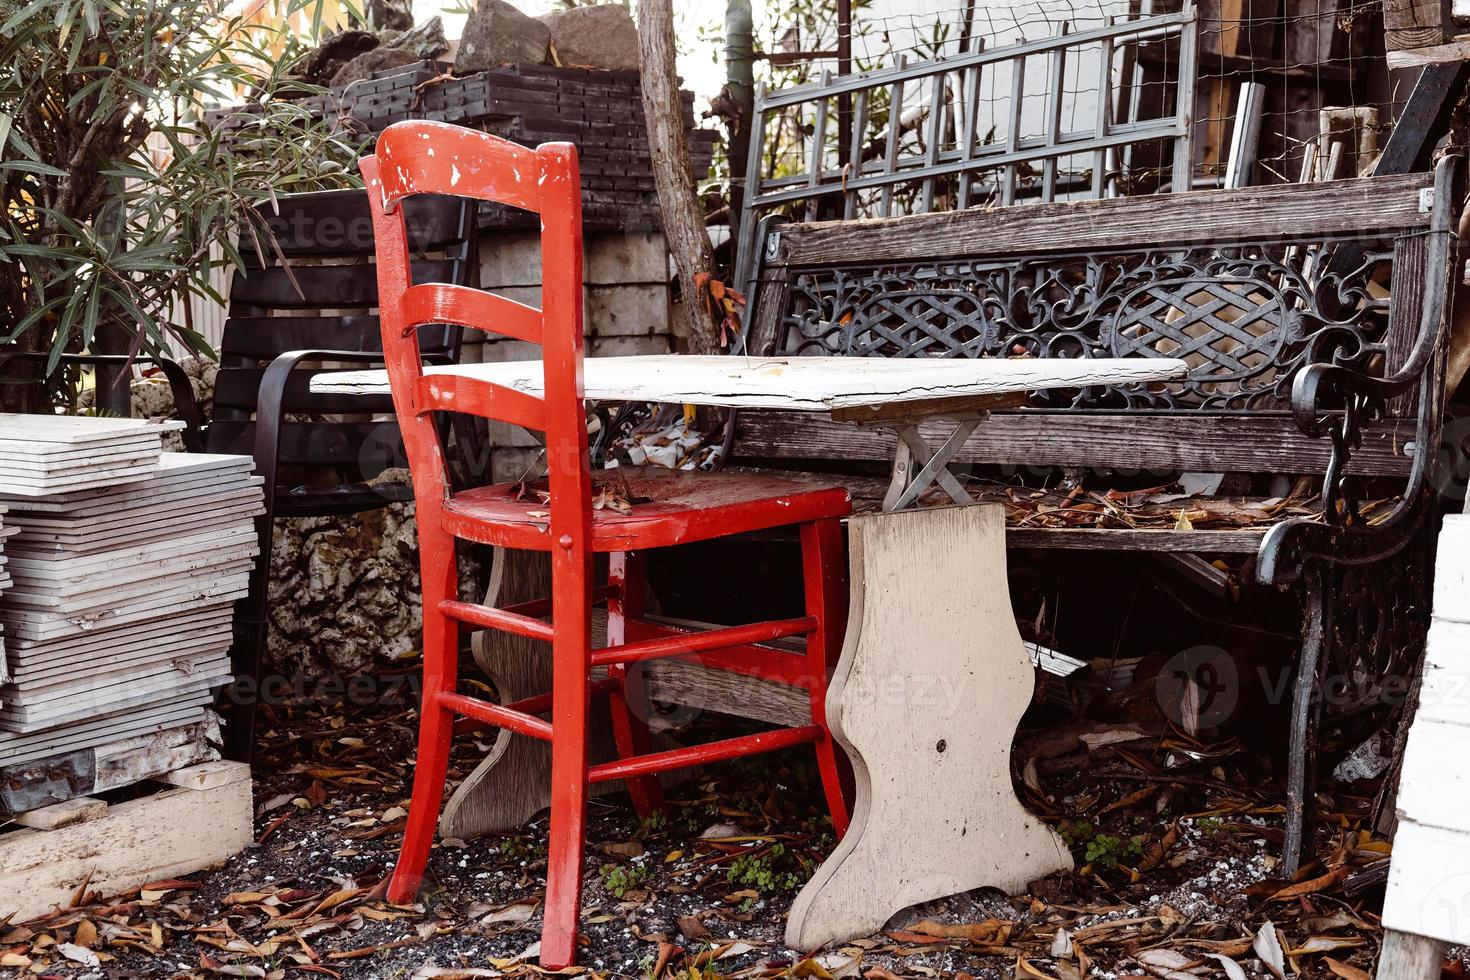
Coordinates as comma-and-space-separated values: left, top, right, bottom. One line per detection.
786, 505, 1072, 951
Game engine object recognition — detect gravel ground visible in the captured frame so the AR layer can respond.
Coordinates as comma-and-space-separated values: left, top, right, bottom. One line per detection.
0, 672, 1430, 980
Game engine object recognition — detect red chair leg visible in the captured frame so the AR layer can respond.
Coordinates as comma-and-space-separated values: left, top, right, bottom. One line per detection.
605, 551, 665, 817
388, 543, 461, 904
800, 518, 852, 838
540, 553, 594, 969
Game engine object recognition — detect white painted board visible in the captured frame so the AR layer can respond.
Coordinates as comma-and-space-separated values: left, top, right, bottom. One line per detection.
311, 354, 1190, 411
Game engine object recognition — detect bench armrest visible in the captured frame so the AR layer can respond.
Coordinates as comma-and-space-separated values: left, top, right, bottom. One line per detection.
1259, 154, 1463, 584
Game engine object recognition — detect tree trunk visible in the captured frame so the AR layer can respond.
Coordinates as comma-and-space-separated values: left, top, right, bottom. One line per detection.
723, 0, 755, 251
636, 0, 722, 355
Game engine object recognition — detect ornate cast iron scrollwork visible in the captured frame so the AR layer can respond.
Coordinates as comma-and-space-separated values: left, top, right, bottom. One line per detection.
779, 245, 1392, 413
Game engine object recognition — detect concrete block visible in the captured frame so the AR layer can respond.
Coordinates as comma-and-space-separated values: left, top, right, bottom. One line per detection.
485, 419, 544, 449
589, 334, 673, 357
588, 284, 668, 337
478, 233, 542, 288
480, 338, 541, 363
588, 232, 669, 284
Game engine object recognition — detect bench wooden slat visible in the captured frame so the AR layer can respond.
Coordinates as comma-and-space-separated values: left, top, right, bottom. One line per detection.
774, 172, 1435, 266
1005, 527, 1266, 552
735, 410, 1417, 477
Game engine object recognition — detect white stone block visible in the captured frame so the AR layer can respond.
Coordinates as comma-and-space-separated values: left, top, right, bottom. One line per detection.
1434, 515, 1470, 622
1414, 618, 1470, 729
1385, 819, 1470, 944
588, 334, 674, 357
588, 232, 668, 284
1399, 720, 1470, 833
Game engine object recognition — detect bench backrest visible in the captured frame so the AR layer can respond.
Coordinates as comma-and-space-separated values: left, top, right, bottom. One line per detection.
739, 171, 1450, 478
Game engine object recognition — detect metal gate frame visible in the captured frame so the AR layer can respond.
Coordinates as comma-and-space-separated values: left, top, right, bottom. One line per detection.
736, 7, 1200, 298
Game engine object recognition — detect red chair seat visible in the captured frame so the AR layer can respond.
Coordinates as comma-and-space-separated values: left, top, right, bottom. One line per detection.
443, 467, 852, 552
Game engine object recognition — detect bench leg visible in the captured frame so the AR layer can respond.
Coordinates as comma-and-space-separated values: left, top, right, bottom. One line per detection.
1283, 565, 1328, 878
786, 505, 1071, 951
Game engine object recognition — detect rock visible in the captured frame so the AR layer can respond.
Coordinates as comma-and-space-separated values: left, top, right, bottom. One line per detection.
384, 15, 449, 60
266, 498, 481, 676
455, 0, 550, 72
330, 46, 420, 89
296, 30, 380, 86
540, 4, 641, 71
365, 0, 413, 32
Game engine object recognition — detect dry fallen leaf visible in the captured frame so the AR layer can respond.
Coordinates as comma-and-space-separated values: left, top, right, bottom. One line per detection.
57, 943, 100, 967
1136, 948, 1201, 979
1253, 921, 1287, 980
1206, 953, 1248, 980
1324, 956, 1370, 980
908, 919, 1011, 943
1269, 866, 1347, 902
676, 914, 710, 940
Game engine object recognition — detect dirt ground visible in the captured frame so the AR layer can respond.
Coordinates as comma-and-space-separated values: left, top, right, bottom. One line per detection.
0, 663, 1442, 980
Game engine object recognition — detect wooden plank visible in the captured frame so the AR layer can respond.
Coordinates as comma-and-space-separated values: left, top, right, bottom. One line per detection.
1007, 527, 1266, 552
12, 797, 107, 830
1387, 37, 1470, 67
1387, 233, 1430, 416
1382, 0, 1451, 51
0, 763, 251, 922
1371, 62, 1470, 188
644, 658, 808, 727
1377, 931, 1446, 980
734, 410, 1417, 476
163, 760, 251, 791
773, 172, 1436, 266
830, 390, 1030, 424
1385, 819, 1470, 943
312, 355, 1188, 411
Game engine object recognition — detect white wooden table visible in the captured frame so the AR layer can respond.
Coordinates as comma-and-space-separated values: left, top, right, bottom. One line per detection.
318, 355, 1183, 514
312, 354, 1187, 949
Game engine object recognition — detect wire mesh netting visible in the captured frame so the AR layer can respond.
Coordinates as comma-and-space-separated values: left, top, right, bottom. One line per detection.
742, 0, 1398, 231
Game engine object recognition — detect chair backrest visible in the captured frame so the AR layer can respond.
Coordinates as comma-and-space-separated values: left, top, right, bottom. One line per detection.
362, 121, 591, 562
208, 186, 477, 480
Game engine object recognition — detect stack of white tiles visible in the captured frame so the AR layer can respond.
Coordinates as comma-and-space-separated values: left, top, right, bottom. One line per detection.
0, 415, 263, 773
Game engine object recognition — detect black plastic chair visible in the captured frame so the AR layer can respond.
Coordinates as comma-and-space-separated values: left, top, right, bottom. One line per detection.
1, 187, 480, 761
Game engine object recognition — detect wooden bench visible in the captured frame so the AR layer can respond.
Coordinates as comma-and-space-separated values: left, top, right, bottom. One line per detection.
735, 157, 1464, 874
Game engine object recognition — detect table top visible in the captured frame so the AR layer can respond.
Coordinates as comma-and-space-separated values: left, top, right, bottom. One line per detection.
311, 355, 1188, 412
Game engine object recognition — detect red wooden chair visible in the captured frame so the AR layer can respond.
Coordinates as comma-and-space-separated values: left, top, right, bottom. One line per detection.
361, 120, 852, 967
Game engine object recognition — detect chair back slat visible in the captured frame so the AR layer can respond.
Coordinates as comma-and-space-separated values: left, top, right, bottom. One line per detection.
208, 419, 398, 469
401, 283, 542, 345
416, 374, 548, 433
227, 259, 460, 311
245, 188, 466, 260
213, 367, 397, 416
